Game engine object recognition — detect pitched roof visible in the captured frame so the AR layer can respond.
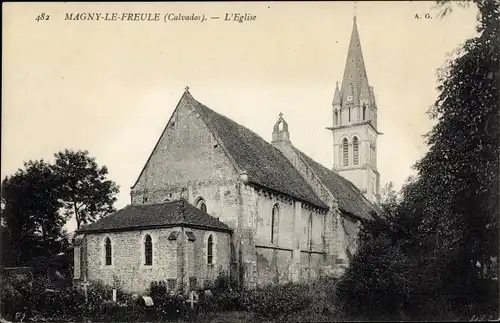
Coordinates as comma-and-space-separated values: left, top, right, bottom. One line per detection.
292, 147, 377, 220
183, 91, 328, 209
77, 199, 232, 233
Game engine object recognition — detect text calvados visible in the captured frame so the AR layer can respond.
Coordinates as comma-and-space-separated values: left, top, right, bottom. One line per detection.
165, 13, 203, 21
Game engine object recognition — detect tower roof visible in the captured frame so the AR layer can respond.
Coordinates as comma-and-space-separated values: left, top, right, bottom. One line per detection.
332, 81, 341, 106
340, 17, 372, 106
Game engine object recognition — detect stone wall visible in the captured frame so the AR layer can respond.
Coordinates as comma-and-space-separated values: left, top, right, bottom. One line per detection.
81, 227, 231, 294
272, 141, 350, 268
130, 96, 239, 205
255, 247, 293, 286
238, 182, 327, 286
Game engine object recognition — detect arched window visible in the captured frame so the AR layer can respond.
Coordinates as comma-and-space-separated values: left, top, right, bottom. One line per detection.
196, 198, 207, 213
342, 139, 349, 166
362, 104, 367, 120
353, 136, 359, 165
334, 111, 338, 125
144, 235, 153, 266
207, 235, 214, 265
307, 214, 313, 250
271, 204, 279, 244
348, 107, 351, 122
105, 237, 112, 266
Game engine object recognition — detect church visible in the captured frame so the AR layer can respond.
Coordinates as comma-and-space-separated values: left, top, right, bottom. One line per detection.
73, 17, 381, 294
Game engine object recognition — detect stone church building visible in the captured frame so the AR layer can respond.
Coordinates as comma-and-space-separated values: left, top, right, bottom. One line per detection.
73, 17, 381, 294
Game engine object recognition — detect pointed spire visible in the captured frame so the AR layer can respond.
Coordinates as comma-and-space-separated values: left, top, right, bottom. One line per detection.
332, 81, 341, 106
180, 85, 195, 106
339, 16, 371, 106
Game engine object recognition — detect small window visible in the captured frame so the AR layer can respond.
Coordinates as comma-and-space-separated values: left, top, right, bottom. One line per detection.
334, 111, 339, 125
348, 107, 351, 122
362, 104, 367, 120
105, 237, 112, 266
347, 95, 353, 101
196, 197, 207, 213
342, 139, 349, 166
144, 235, 153, 266
143, 196, 148, 203
207, 235, 214, 265
353, 136, 359, 165
271, 204, 279, 244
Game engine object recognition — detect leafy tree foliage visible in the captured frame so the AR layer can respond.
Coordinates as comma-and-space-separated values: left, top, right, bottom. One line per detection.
52, 149, 119, 230
1, 150, 119, 278
336, 0, 499, 320
415, 0, 499, 283
378, 181, 400, 215
1, 160, 69, 270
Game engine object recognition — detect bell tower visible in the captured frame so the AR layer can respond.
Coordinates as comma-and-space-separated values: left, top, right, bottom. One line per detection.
327, 16, 381, 203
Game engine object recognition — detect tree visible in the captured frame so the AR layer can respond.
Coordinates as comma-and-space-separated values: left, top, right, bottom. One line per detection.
336, 0, 499, 320
415, 0, 499, 292
52, 149, 119, 230
1, 160, 68, 268
378, 181, 400, 215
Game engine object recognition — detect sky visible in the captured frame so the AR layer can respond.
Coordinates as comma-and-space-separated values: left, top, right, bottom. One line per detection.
2, 1, 479, 233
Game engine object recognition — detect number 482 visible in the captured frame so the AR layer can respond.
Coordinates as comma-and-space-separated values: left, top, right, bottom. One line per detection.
35, 13, 50, 22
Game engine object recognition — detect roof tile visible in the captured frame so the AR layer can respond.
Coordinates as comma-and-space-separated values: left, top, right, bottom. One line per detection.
184, 91, 328, 209
78, 199, 232, 233
293, 147, 377, 220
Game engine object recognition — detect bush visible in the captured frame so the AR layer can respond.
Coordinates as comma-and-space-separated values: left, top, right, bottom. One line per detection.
1, 285, 31, 321
31, 286, 85, 318
245, 283, 313, 320
335, 240, 411, 321
214, 289, 245, 312
1, 278, 87, 322
148, 280, 167, 300
213, 270, 233, 294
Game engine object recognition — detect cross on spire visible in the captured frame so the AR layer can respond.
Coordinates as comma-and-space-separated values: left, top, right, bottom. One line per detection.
353, 1, 358, 20
279, 112, 283, 118
185, 85, 190, 92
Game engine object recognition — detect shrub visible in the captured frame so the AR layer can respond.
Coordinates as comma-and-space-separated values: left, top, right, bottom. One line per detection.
213, 270, 232, 294
1, 285, 30, 321
148, 280, 167, 300
214, 289, 245, 312
207, 270, 244, 312
30, 286, 85, 317
246, 282, 313, 320
1, 278, 87, 322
